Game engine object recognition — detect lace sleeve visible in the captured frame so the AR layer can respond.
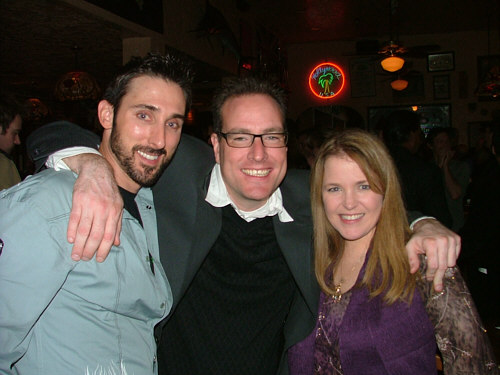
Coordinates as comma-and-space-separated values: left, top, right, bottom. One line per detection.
417, 259, 499, 374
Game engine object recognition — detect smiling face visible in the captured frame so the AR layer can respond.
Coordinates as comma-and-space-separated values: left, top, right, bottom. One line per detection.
322, 154, 383, 252
99, 75, 186, 192
0, 114, 22, 154
210, 94, 288, 211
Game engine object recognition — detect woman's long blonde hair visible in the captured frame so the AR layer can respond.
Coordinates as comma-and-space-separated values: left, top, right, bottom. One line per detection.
310, 129, 415, 304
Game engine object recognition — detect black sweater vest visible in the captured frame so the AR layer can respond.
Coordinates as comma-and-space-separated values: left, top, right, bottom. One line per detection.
161, 205, 297, 375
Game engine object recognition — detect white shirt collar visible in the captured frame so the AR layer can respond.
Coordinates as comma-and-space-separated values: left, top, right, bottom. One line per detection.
205, 164, 294, 223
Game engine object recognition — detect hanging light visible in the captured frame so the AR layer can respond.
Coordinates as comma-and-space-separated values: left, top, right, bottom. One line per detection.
54, 45, 100, 101
25, 98, 49, 122
54, 71, 100, 101
391, 78, 408, 91
381, 55, 405, 72
379, 1, 406, 73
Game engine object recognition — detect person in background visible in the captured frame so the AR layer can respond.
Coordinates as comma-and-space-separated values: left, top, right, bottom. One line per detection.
26, 121, 100, 173
0, 52, 195, 374
288, 129, 498, 375
427, 127, 471, 232
459, 123, 500, 332
382, 110, 452, 228
296, 127, 329, 169
36, 77, 460, 375
0, 92, 23, 189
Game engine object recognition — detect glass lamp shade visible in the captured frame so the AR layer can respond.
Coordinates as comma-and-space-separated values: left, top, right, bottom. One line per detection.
25, 98, 49, 122
54, 71, 100, 101
391, 79, 409, 91
380, 56, 405, 72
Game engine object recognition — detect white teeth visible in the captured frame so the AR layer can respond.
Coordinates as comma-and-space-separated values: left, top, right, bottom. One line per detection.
138, 150, 159, 161
341, 214, 364, 220
242, 169, 270, 177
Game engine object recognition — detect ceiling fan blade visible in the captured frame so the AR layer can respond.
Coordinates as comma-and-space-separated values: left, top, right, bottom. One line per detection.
406, 44, 441, 57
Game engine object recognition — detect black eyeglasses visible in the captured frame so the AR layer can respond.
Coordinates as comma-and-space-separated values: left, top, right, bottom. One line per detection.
217, 132, 288, 148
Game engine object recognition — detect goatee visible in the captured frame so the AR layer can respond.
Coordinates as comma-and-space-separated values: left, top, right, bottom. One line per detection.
110, 126, 170, 187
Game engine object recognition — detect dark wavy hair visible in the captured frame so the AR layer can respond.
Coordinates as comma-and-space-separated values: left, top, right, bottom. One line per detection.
102, 52, 194, 116
0, 92, 23, 134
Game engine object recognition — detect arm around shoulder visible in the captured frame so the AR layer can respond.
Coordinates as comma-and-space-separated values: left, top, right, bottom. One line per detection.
65, 152, 123, 262
419, 264, 499, 374
406, 217, 461, 292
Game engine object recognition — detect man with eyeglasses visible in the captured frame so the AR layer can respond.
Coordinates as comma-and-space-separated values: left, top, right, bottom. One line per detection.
38, 77, 460, 375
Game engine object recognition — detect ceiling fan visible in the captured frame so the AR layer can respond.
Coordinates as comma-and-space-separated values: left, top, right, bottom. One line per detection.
350, 1, 440, 72
348, 38, 440, 65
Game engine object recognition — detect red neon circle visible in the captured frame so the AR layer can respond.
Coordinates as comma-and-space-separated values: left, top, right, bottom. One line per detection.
308, 62, 346, 99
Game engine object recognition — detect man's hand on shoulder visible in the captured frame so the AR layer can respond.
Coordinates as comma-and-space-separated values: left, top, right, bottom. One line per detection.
406, 218, 461, 292
65, 153, 123, 262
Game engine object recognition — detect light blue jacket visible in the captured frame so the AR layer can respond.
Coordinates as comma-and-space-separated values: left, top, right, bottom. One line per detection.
0, 169, 172, 374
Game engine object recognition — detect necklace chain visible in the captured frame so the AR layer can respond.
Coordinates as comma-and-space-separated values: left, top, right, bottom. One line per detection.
331, 253, 365, 303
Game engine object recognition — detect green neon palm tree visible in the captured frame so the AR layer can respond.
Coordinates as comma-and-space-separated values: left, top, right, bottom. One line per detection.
318, 72, 337, 95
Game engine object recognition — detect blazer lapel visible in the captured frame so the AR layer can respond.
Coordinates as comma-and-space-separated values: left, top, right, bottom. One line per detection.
154, 170, 220, 305
274, 217, 318, 315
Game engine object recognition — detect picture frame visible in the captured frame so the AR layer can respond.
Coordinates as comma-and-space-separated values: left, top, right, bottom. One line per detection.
427, 52, 455, 72
476, 55, 500, 101
433, 75, 450, 99
349, 57, 376, 98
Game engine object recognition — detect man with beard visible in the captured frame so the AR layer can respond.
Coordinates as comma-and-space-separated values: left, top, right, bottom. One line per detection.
0, 52, 193, 374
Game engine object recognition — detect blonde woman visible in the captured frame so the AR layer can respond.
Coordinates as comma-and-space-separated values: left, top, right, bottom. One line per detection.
288, 129, 498, 374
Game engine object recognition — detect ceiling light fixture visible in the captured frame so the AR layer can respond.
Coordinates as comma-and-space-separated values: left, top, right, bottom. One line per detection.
54, 71, 100, 101
379, 2, 406, 73
391, 78, 408, 91
381, 55, 405, 72
54, 45, 100, 101
25, 98, 49, 122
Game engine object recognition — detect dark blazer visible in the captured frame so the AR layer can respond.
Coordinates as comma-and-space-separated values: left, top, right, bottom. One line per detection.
151, 134, 318, 374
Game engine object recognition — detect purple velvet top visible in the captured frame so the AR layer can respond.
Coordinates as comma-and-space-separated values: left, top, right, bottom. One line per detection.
288, 261, 437, 375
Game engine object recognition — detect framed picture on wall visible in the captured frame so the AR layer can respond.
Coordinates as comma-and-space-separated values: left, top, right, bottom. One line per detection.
476, 55, 500, 101
433, 75, 450, 99
427, 52, 455, 72
349, 57, 376, 98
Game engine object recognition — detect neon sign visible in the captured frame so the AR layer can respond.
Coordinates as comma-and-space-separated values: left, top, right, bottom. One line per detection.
308, 62, 345, 99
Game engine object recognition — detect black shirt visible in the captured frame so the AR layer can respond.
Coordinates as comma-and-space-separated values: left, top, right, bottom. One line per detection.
161, 205, 297, 374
